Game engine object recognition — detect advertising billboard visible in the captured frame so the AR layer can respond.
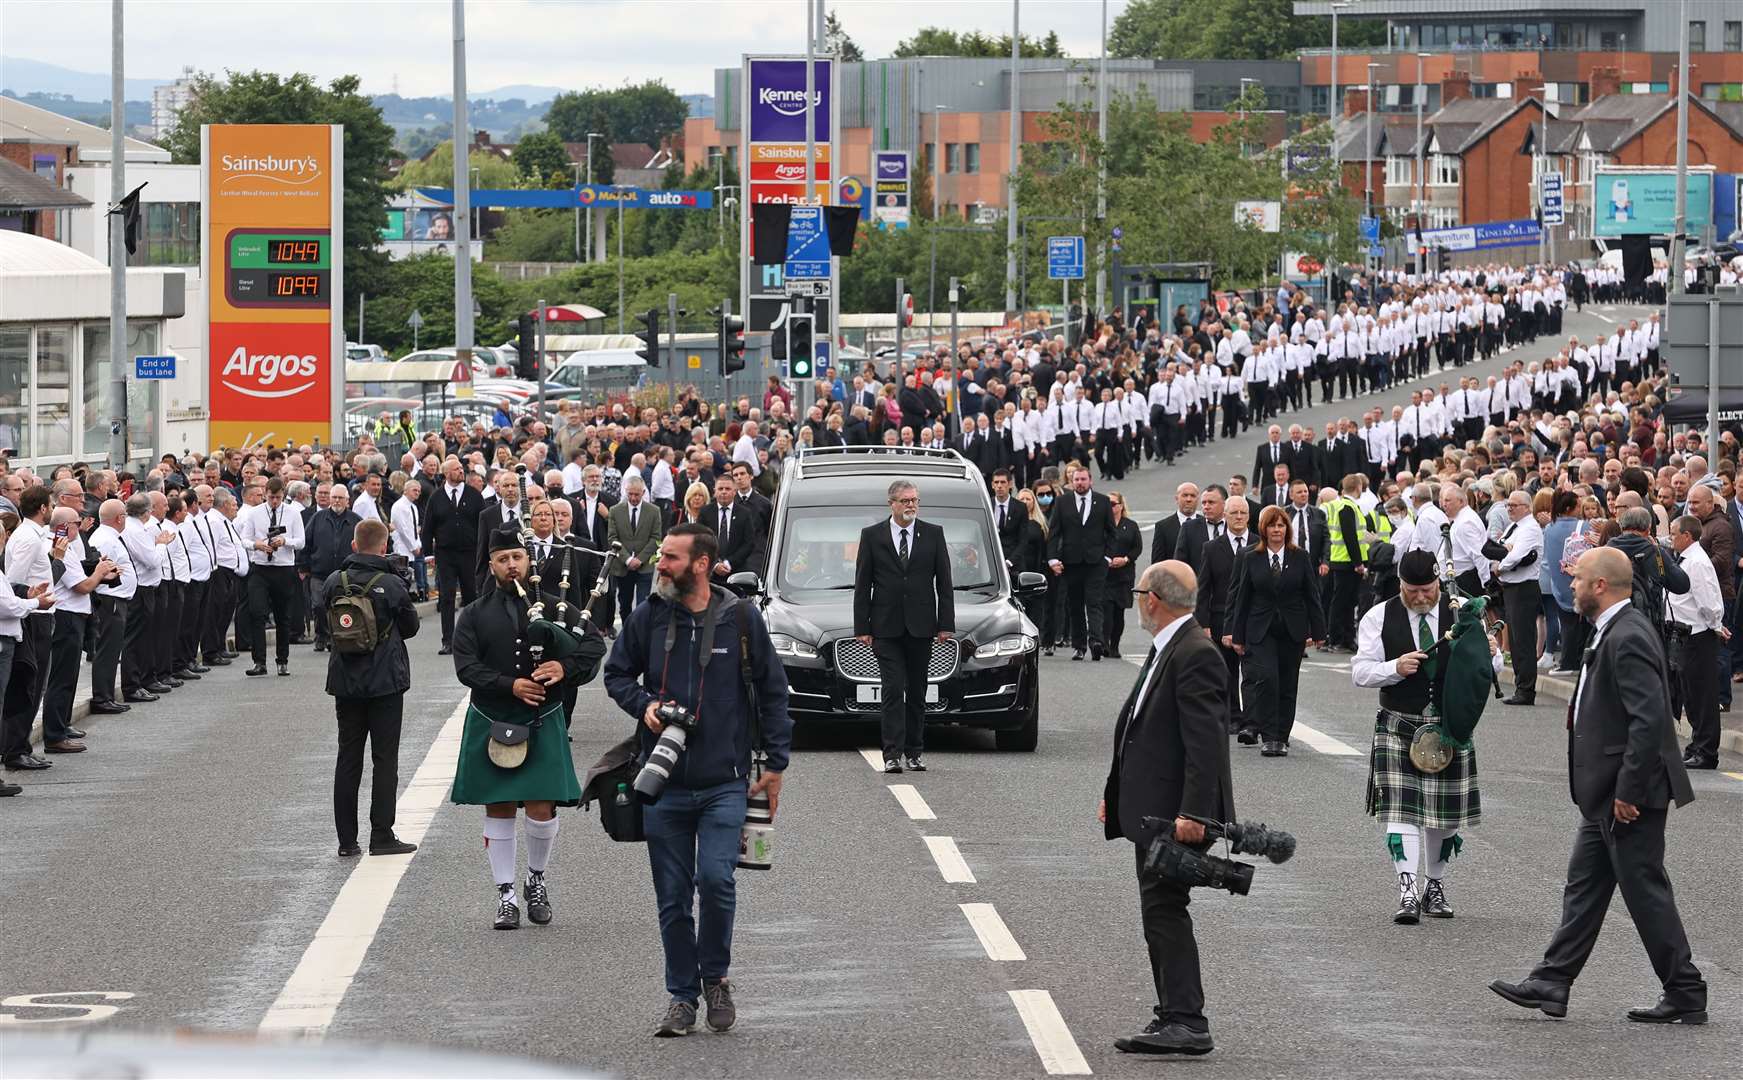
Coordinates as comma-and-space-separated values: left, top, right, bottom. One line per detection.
741, 55, 837, 331
1593, 169, 1713, 237
203, 124, 343, 449
872, 150, 910, 230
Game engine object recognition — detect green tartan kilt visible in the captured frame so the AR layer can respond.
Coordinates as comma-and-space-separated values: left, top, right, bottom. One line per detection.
1364, 709, 1480, 830
450, 701, 582, 807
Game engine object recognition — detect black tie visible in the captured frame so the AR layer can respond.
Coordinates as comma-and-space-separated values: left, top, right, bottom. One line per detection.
1294, 508, 1305, 548
998, 504, 1006, 530
899, 527, 910, 563
1117, 645, 1161, 753
721, 508, 730, 549
630, 505, 638, 532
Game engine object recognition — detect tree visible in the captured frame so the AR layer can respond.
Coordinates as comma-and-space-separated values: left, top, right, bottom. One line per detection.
892, 26, 1065, 58
511, 130, 573, 187
161, 70, 396, 334
1109, 0, 1384, 60
824, 9, 863, 62
489, 209, 577, 263
544, 81, 689, 150
391, 141, 518, 191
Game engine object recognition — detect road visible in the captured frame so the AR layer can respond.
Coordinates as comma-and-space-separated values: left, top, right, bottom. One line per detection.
3, 301, 1737, 1078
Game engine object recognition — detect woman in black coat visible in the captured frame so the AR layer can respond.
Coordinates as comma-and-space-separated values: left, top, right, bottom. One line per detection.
1228, 504, 1327, 757
1013, 488, 1051, 637
1101, 492, 1144, 658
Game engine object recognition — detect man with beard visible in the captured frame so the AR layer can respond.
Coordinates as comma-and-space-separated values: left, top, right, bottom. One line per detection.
1352, 550, 1498, 925
449, 527, 607, 930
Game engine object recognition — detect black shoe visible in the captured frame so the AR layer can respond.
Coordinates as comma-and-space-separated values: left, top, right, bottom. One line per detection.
245, 665, 268, 677
883, 758, 903, 775
1503, 694, 1535, 706
338, 843, 362, 857
171, 668, 202, 681
277, 661, 290, 677
655, 998, 697, 1038
165, 676, 185, 688
3, 754, 51, 771
1115, 1023, 1214, 1056
313, 641, 328, 653
368, 835, 418, 856
1237, 727, 1261, 745
1042, 647, 1054, 657
205, 656, 232, 666
1071, 649, 1085, 661
1489, 978, 1569, 1018
65, 728, 87, 740
221, 650, 240, 659
1626, 998, 1708, 1025
524, 871, 552, 924
702, 978, 736, 1032
146, 680, 177, 692
0, 780, 20, 796
122, 690, 158, 703
1260, 741, 1287, 757
188, 664, 211, 674
1090, 641, 1104, 661
1393, 890, 1421, 925
1422, 878, 1454, 918
90, 701, 130, 715
905, 756, 926, 773
494, 887, 521, 930
438, 644, 453, 655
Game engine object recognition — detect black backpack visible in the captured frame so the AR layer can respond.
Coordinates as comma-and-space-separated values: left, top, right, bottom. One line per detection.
328, 571, 388, 655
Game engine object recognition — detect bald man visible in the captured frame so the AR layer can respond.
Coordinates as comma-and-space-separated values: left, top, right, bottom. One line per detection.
1492, 547, 1704, 1024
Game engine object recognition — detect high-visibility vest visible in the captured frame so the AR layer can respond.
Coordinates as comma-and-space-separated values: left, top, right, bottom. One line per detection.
1367, 507, 1394, 546
1326, 497, 1369, 564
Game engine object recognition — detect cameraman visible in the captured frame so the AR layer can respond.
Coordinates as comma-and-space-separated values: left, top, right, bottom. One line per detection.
604, 522, 792, 1039
1100, 560, 1234, 1057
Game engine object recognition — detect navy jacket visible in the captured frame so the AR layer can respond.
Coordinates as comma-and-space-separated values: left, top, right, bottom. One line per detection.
604, 592, 793, 790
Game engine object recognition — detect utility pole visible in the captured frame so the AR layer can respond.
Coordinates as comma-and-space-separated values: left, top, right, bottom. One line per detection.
949, 276, 960, 354
108, 0, 127, 468
666, 291, 680, 413
1669, 0, 1691, 297
617, 188, 625, 333
536, 297, 547, 419
895, 275, 906, 357
1094, 0, 1108, 319
1005, 0, 1020, 314
1416, 53, 1427, 273
358, 294, 365, 344
452, 0, 473, 374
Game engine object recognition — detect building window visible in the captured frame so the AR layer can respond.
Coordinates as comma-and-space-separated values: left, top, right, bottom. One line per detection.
32, 327, 73, 460
1386, 156, 1412, 186
963, 143, 980, 174
125, 201, 201, 267
1688, 21, 1706, 52
1431, 155, 1461, 187
1701, 83, 1743, 102
81, 322, 159, 459
0, 328, 26, 458
945, 143, 961, 174
1725, 22, 1741, 51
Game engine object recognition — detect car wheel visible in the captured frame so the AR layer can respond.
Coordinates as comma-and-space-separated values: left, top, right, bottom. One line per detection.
995, 704, 1038, 752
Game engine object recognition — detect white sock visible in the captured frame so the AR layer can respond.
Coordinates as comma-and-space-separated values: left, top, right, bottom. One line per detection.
1423, 828, 1460, 880
1386, 823, 1420, 889
524, 815, 560, 876
483, 816, 518, 895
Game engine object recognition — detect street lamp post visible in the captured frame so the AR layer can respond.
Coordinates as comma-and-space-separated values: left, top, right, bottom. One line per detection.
1365, 61, 1379, 261
1670, 0, 1690, 297
1415, 52, 1428, 271
1005, 0, 1020, 314
616, 185, 625, 333
1330, 1, 1352, 176
584, 131, 601, 263
934, 105, 945, 221
1239, 77, 1258, 157
1526, 85, 1548, 267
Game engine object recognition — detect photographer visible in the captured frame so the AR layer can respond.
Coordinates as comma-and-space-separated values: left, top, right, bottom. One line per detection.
1100, 560, 1233, 1057
323, 519, 420, 858
603, 522, 792, 1039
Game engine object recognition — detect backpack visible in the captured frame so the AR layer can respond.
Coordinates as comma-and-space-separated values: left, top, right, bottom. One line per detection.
328, 571, 389, 654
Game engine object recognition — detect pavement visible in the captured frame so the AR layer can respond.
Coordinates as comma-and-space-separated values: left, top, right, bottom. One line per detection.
4, 301, 1738, 1078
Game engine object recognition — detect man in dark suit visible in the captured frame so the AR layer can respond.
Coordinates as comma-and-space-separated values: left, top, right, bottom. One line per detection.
729, 461, 775, 551
699, 476, 763, 583
1172, 485, 1227, 577
1282, 426, 1318, 492
990, 469, 1024, 567
853, 479, 954, 773
1492, 547, 1705, 1025
422, 457, 485, 653
1048, 469, 1116, 661
1258, 462, 1293, 511
1151, 483, 1199, 568
1251, 424, 1286, 489
1102, 559, 1235, 1057
1193, 499, 1254, 734
473, 470, 529, 589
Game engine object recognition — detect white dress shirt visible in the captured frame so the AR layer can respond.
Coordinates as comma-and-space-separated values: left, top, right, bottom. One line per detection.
888, 515, 914, 558
352, 490, 386, 524
237, 499, 306, 567
1134, 613, 1196, 712
4, 519, 55, 620
121, 517, 165, 588
50, 532, 93, 615
390, 496, 423, 558
204, 508, 248, 575
181, 514, 215, 582
733, 434, 761, 476
1353, 598, 1501, 687
1669, 542, 1724, 633
89, 523, 136, 601
1449, 506, 1491, 585
1494, 515, 1545, 585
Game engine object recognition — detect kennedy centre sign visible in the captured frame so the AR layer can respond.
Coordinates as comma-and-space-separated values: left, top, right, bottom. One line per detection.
741, 56, 837, 331
202, 124, 344, 449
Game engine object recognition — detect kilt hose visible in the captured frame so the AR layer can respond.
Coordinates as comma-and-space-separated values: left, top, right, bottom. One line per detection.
1365, 709, 1480, 831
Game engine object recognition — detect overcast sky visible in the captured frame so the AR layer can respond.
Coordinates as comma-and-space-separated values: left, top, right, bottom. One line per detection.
9, 0, 1131, 98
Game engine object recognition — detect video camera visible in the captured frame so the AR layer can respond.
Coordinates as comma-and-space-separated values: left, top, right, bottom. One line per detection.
1140, 815, 1297, 896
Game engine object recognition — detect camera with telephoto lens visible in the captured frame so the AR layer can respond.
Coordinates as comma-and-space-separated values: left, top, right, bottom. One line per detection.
1141, 814, 1297, 896
632, 700, 696, 802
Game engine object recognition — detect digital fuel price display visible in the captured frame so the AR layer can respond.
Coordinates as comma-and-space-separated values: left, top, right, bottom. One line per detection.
224, 228, 332, 309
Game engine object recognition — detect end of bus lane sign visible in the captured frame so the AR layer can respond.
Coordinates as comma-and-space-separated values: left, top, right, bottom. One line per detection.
134, 355, 176, 379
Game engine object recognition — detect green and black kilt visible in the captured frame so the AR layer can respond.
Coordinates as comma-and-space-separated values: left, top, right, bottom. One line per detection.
1364, 708, 1480, 830
450, 701, 582, 807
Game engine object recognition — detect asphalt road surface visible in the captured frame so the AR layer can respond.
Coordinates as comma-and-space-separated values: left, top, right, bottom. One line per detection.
4, 302, 1737, 1079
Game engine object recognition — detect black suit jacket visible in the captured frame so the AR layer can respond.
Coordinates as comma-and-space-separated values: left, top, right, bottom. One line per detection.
1104, 626, 1236, 845
1228, 545, 1327, 647
1047, 491, 1116, 566
1283, 441, 1317, 489
1252, 440, 1287, 488
1152, 512, 1193, 566
474, 501, 529, 587
423, 483, 485, 560
992, 498, 1025, 564
572, 491, 617, 552
853, 518, 954, 638
1287, 503, 1330, 566
1258, 484, 1293, 512
1193, 531, 1257, 638
699, 499, 764, 576
1172, 515, 1227, 575
1570, 605, 1696, 820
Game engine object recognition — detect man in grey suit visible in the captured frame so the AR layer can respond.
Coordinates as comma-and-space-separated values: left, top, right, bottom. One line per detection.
605, 475, 663, 626
1491, 547, 1705, 1025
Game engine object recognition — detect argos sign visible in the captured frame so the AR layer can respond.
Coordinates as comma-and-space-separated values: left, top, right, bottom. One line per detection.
203, 124, 343, 449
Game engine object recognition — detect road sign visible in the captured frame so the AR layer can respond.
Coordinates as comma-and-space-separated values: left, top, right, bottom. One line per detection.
1664, 292, 1743, 391
406, 309, 424, 330
1047, 235, 1085, 281
1540, 171, 1565, 227
134, 355, 175, 380
1359, 216, 1381, 244
783, 279, 831, 297
783, 205, 831, 282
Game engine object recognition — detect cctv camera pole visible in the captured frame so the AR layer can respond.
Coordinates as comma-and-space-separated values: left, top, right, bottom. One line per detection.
667, 291, 679, 410
108, 0, 128, 468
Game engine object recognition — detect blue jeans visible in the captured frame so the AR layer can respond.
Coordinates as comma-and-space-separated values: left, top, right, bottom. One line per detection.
644, 779, 748, 1003
411, 555, 429, 595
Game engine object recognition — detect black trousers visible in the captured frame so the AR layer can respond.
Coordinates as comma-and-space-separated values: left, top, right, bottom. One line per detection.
434, 550, 477, 645
90, 594, 126, 704
39, 609, 87, 745
1530, 809, 1706, 1006
1062, 561, 1108, 653
1104, 598, 1132, 657
176, 578, 207, 670
1555, 607, 1588, 671
1242, 623, 1304, 744
1680, 629, 1721, 759
1328, 565, 1362, 647
1215, 638, 1243, 727
248, 565, 298, 664
874, 635, 932, 761
1134, 843, 1208, 1032
0, 615, 52, 758
202, 569, 236, 661
1502, 580, 1540, 696
334, 694, 404, 846
122, 585, 159, 694
155, 579, 184, 680
233, 571, 255, 656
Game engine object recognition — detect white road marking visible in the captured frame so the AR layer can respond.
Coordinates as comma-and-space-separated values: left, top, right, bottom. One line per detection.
257, 698, 468, 1036
1290, 721, 1363, 756
859, 747, 888, 772
889, 783, 936, 820
923, 835, 976, 883
1593, 312, 1616, 325
960, 903, 1026, 961
1008, 989, 1092, 1075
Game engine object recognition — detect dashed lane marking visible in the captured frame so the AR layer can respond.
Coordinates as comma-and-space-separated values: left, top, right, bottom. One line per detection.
961, 903, 1026, 961
1291, 721, 1363, 756
257, 698, 467, 1036
859, 747, 888, 772
1008, 989, 1093, 1075
889, 783, 936, 820
1725, 772, 1743, 782
923, 835, 976, 883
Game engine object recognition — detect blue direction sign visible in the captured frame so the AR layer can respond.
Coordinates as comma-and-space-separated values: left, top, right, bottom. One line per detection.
784, 206, 831, 282
1540, 172, 1565, 227
1047, 235, 1085, 280
134, 355, 175, 379
1359, 216, 1381, 244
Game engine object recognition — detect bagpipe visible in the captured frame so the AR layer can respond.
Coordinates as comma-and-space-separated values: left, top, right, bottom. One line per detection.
510, 463, 621, 663
1407, 523, 1505, 774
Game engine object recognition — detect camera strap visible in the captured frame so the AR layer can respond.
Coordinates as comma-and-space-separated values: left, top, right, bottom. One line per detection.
657, 591, 727, 725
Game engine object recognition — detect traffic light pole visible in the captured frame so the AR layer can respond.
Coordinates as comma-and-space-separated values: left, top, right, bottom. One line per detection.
667, 291, 679, 413
895, 276, 905, 361
536, 297, 547, 420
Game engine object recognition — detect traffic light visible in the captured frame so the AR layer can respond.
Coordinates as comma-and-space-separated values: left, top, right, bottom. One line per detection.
515, 313, 537, 380
719, 311, 746, 376
788, 310, 814, 379
634, 309, 661, 367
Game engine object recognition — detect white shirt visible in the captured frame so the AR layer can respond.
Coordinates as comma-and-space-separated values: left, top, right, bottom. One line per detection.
50, 531, 93, 615
204, 508, 248, 575
561, 461, 588, 494
0, 578, 40, 640
1405, 503, 1448, 555
352, 490, 387, 524
1494, 514, 1545, 585
650, 459, 677, 501
181, 513, 215, 582
163, 518, 194, 584
4, 518, 55, 618
89, 523, 136, 601
1669, 542, 1724, 634
733, 434, 761, 476
1449, 506, 1490, 585
237, 499, 307, 567
888, 515, 914, 557
390, 496, 423, 557
1353, 597, 1502, 687
1134, 613, 1196, 712
120, 517, 165, 588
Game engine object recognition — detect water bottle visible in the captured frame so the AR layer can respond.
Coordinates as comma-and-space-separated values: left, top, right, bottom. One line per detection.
738, 762, 774, 871
614, 782, 631, 810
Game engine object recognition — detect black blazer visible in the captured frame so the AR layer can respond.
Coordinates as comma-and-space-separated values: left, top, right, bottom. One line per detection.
1258, 484, 1294, 512
1151, 511, 1193, 566
1194, 530, 1257, 638
992, 498, 1025, 563
699, 499, 764, 576
1283, 441, 1317, 489
1104, 626, 1236, 846
571, 491, 617, 551
1228, 544, 1327, 647
1252, 440, 1288, 488
1106, 517, 1145, 603
1172, 515, 1226, 574
423, 483, 485, 559
1570, 605, 1696, 820
853, 518, 954, 639
475, 500, 529, 587
1047, 491, 1116, 566
1287, 503, 1330, 566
